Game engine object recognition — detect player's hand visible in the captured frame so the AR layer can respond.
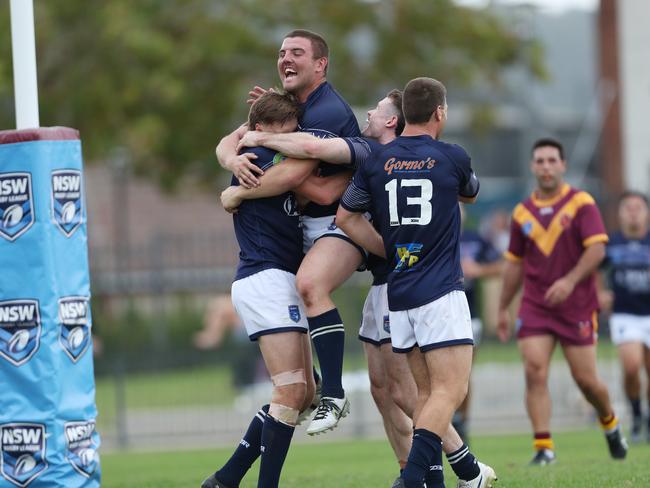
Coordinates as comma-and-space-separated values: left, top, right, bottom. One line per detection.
544, 277, 575, 306
247, 86, 274, 105
496, 308, 511, 342
461, 258, 482, 279
228, 153, 262, 188
236, 131, 263, 153
220, 186, 243, 214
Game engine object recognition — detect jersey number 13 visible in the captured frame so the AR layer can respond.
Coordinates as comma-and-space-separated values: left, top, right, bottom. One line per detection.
385, 178, 432, 226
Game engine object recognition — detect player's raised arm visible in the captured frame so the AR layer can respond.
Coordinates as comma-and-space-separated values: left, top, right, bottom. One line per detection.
238, 131, 353, 165
215, 124, 263, 188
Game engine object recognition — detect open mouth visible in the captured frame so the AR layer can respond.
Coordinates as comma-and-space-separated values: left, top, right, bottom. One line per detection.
284, 67, 297, 80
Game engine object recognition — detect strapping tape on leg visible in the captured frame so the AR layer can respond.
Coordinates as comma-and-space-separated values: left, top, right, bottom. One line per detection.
271, 369, 306, 387
269, 402, 300, 426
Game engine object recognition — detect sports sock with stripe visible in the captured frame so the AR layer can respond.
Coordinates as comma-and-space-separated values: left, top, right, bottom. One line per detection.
215, 404, 269, 486
258, 414, 295, 488
446, 443, 480, 481
308, 309, 345, 398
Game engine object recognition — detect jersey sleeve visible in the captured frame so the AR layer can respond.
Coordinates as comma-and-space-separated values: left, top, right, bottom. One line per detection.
575, 194, 609, 247
446, 144, 474, 192
340, 164, 372, 213
343, 137, 376, 170
504, 206, 525, 262
243, 146, 281, 171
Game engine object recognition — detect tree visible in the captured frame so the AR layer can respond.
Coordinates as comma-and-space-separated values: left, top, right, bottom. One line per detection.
0, 0, 545, 190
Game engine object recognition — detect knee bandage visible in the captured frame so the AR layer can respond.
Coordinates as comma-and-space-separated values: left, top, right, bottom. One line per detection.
271, 369, 306, 387
269, 402, 300, 426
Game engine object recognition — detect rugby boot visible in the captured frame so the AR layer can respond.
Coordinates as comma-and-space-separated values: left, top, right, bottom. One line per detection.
529, 448, 556, 466
306, 396, 350, 435
200, 473, 234, 488
605, 426, 628, 459
456, 462, 497, 488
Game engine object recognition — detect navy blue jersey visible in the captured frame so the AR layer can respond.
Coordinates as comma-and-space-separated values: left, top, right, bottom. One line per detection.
604, 231, 650, 316
232, 146, 303, 281
345, 137, 391, 285
300, 82, 360, 218
460, 230, 501, 317
341, 135, 474, 311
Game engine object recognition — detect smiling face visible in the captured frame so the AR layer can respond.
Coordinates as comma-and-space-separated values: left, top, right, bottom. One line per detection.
277, 36, 327, 102
362, 97, 397, 139
531, 145, 566, 196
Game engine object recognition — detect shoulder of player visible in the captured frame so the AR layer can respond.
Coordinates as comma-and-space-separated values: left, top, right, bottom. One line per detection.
566, 187, 597, 206
431, 140, 470, 165
240, 145, 280, 170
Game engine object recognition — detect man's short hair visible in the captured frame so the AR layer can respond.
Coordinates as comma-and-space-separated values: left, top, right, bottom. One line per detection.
386, 89, 405, 136
248, 91, 301, 130
402, 78, 447, 125
284, 29, 329, 73
618, 190, 649, 207
532, 138, 564, 160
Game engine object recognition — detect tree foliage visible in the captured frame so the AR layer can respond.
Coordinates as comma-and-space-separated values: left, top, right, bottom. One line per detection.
0, 0, 545, 189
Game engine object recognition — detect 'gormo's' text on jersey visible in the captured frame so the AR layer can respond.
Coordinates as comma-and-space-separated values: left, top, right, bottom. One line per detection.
232, 146, 303, 281
341, 135, 475, 311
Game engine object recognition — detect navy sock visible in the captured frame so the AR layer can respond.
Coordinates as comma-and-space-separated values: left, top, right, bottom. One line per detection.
630, 398, 642, 418
308, 309, 345, 398
258, 415, 295, 488
446, 443, 480, 481
402, 429, 442, 488
216, 404, 269, 486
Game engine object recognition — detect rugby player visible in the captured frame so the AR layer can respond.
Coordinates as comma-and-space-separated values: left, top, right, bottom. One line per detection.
600, 191, 650, 443
231, 90, 496, 488
217, 30, 361, 435
202, 91, 337, 488
336, 78, 496, 488
496, 138, 628, 464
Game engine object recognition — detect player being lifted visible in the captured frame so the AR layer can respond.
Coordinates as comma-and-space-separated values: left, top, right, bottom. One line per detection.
336, 78, 496, 488
217, 30, 361, 435
231, 89, 496, 488
202, 92, 344, 488
497, 138, 628, 465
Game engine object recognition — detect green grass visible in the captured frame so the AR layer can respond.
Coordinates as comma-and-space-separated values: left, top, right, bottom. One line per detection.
101, 429, 650, 487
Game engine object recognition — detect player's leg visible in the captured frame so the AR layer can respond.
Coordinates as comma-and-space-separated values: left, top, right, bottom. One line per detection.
617, 341, 644, 442
453, 318, 482, 444
256, 331, 309, 488
517, 334, 556, 464
562, 342, 627, 459
611, 313, 647, 442
298, 236, 362, 434
365, 342, 412, 478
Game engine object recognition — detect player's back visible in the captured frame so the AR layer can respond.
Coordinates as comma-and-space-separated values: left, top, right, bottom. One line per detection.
231, 146, 303, 281
364, 134, 474, 311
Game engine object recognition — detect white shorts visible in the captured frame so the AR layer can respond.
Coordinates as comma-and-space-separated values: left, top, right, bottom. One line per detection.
359, 284, 391, 346
301, 215, 366, 261
231, 268, 308, 341
610, 313, 650, 347
471, 318, 483, 346
390, 290, 474, 353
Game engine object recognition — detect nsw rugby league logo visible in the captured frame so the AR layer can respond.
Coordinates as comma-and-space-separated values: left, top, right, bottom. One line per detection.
58, 296, 91, 362
51, 169, 83, 237
1, 423, 48, 487
64, 420, 99, 478
0, 300, 41, 366
0, 172, 34, 242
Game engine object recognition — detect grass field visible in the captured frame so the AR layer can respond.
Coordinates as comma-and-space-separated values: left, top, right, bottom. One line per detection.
102, 429, 650, 487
